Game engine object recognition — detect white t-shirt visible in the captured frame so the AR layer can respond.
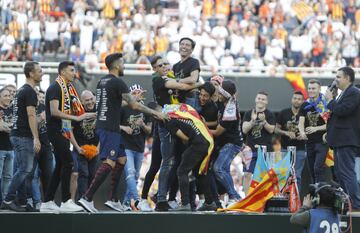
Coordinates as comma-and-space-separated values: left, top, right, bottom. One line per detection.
289, 35, 303, 52
28, 20, 42, 40
0, 34, 15, 52
230, 33, 244, 56
44, 21, 59, 41
243, 35, 256, 56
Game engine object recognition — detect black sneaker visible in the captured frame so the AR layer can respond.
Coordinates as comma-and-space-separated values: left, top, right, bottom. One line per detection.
197, 202, 218, 211
150, 194, 158, 204
155, 201, 171, 212
26, 203, 40, 212
169, 203, 191, 212
1, 201, 26, 212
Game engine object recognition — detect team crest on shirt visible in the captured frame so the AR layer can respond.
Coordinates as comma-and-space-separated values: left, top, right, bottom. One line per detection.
110, 150, 116, 156
307, 111, 320, 127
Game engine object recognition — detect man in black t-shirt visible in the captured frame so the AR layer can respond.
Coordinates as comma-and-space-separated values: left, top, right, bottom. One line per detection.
276, 91, 306, 190
28, 89, 54, 210
72, 90, 99, 200
120, 84, 151, 209
199, 82, 218, 130
41, 61, 95, 213
151, 55, 202, 211
299, 79, 328, 183
2, 62, 42, 212
211, 81, 244, 205
173, 37, 201, 111
147, 103, 217, 211
0, 88, 14, 203
79, 53, 166, 213
242, 91, 275, 192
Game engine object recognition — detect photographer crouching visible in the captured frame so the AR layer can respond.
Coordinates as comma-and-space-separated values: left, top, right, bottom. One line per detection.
290, 182, 348, 233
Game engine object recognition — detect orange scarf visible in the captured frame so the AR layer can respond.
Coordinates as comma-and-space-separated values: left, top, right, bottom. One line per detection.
56, 76, 84, 139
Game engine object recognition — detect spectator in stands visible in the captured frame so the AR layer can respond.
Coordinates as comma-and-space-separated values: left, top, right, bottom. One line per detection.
2, 0, 360, 71
0, 28, 15, 61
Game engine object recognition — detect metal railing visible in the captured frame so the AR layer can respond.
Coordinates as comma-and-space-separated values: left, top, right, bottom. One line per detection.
0, 61, 358, 78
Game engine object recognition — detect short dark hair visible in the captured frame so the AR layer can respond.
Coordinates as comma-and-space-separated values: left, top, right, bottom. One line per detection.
338, 66, 355, 83
151, 56, 162, 68
308, 79, 321, 86
105, 53, 122, 70
222, 80, 236, 96
24, 61, 39, 78
293, 91, 304, 97
179, 37, 196, 49
257, 91, 268, 96
58, 61, 75, 74
199, 82, 215, 96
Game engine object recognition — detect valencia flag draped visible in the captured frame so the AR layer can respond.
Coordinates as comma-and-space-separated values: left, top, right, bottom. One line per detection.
162, 104, 214, 175
219, 151, 291, 213
285, 71, 308, 99
248, 146, 268, 193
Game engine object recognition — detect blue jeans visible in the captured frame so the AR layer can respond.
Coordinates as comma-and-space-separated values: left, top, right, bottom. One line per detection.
157, 124, 175, 202
124, 149, 144, 203
1, 9, 12, 26
355, 157, 360, 186
185, 92, 202, 113
213, 143, 241, 200
31, 145, 55, 204
334, 146, 360, 209
76, 150, 98, 199
30, 39, 41, 50
5, 136, 35, 202
31, 164, 41, 204
0, 150, 14, 200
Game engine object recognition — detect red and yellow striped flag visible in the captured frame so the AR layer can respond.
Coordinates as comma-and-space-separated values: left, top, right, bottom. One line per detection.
164, 104, 214, 174
285, 72, 308, 99
219, 169, 280, 213
325, 149, 334, 167
292, 1, 314, 22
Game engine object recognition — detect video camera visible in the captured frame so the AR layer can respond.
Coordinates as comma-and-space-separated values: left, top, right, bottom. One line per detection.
308, 182, 348, 214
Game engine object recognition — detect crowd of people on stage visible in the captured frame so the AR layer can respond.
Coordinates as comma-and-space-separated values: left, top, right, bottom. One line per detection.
1, 36, 360, 214
2, 0, 360, 72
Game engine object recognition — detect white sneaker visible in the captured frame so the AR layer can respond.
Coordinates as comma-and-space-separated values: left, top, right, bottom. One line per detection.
168, 200, 179, 209
137, 199, 153, 212
220, 200, 226, 209
196, 199, 205, 210
226, 199, 239, 208
40, 201, 61, 213
79, 198, 98, 213
239, 191, 246, 199
104, 200, 125, 212
60, 199, 84, 212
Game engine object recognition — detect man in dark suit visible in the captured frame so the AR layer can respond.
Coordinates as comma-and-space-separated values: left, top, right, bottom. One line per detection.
325, 66, 360, 210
